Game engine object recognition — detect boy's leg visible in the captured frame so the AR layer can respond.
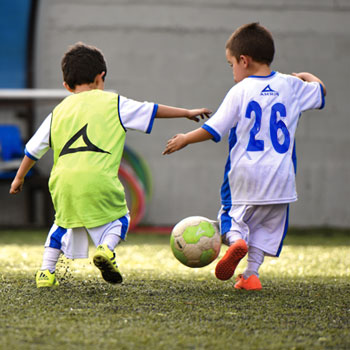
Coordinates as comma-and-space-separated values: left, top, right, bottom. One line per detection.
234, 204, 289, 290
41, 247, 62, 273
89, 214, 130, 284
36, 225, 67, 287
224, 230, 244, 246
215, 205, 249, 281
244, 246, 265, 279
101, 233, 121, 251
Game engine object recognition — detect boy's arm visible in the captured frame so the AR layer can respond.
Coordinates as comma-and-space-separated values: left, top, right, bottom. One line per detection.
163, 128, 213, 155
156, 105, 211, 122
292, 72, 327, 96
9, 156, 36, 194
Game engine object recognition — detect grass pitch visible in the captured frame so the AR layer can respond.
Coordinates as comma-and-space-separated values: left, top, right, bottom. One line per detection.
0, 229, 349, 350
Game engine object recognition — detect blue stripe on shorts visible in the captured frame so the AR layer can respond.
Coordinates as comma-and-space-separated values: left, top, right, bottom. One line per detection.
49, 226, 67, 250
119, 215, 130, 240
219, 205, 232, 235
276, 205, 289, 257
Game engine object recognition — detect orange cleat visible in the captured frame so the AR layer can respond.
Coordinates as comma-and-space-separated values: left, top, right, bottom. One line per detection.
234, 274, 262, 290
215, 239, 248, 280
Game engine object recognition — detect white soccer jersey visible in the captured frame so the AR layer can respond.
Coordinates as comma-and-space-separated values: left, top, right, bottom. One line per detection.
25, 94, 157, 160
202, 71, 325, 205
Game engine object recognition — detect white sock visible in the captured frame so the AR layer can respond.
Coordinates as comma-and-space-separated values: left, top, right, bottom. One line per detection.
243, 246, 265, 279
102, 234, 121, 251
41, 247, 62, 273
225, 231, 243, 246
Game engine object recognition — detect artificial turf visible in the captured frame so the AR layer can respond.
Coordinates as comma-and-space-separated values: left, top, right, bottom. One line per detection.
0, 229, 349, 350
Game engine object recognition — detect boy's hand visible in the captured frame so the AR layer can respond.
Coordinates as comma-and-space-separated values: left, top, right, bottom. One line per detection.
163, 128, 213, 155
187, 108, 211, 122
8, 156, 36, 194
9, 177, 24, 194
292, 72, 327, 96
163, 134, 187, 155
292, 72, 313, 81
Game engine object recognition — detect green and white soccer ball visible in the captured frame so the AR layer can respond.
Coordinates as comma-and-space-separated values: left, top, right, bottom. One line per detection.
170, 216, 221, 268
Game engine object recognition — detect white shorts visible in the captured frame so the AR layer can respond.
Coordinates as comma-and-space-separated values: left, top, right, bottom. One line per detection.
44, 214, 130, 259
218, 204, 289, 257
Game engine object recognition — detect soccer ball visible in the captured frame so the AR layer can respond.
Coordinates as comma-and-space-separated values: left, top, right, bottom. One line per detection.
170, 216, 221, 268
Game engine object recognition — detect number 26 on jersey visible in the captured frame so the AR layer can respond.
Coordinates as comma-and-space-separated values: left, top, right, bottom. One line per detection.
245, 101, 290, 154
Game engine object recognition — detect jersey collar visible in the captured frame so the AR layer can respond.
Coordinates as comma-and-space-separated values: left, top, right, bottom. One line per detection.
248, 71, 276, 79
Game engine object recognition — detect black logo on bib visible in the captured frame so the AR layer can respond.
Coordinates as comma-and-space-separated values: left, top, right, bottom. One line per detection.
59, 124, 111, 157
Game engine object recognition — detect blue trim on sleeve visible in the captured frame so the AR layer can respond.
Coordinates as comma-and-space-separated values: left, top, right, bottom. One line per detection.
24, 148, 38, 161
146, 104, 158, 134
201, 124, 221, 143
319, 83, 325, 110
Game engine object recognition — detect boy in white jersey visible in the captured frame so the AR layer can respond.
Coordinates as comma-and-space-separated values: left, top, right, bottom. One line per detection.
163, 23, 326, 290
9, 42, 210, 288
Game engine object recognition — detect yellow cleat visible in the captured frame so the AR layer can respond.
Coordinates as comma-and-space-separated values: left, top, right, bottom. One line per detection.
93, 244, 123, 284
36, 269, 59, 288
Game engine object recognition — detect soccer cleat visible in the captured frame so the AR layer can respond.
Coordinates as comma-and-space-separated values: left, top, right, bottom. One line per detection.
234, 274, 262, 290
93, 244, 123, 284
215, 239, 248, 281
36, 269, 59, 288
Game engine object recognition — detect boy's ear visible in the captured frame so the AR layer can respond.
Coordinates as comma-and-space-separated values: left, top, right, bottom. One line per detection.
240, 55, 251, 68
63, 81, 74, 92
95, 71, 105, 83
94, 72, 106, 89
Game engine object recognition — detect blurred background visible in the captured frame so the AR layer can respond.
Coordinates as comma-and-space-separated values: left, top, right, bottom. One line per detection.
0, 0, 349, 229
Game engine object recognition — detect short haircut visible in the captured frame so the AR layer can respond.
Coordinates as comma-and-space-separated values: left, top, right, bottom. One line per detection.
61, 42, 107, 89
226, 23, 275, 65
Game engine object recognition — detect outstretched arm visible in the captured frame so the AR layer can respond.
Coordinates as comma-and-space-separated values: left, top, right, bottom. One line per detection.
9, 155, 36, 194
163, 128, 213, 155
292, 72, 327, 96
156, 105, 211, 122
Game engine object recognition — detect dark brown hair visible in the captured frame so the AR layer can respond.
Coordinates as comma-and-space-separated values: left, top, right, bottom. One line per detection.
61, 42, 107, 89
226, 23, 275, 65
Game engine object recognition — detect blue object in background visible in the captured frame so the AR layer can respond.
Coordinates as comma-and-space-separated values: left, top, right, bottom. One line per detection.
0, 124, 27, 179
0, 0, 32, 88
0, 125, 23, 161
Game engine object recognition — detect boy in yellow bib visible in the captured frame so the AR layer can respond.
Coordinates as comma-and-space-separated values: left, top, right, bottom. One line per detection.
10, 42, 210, 287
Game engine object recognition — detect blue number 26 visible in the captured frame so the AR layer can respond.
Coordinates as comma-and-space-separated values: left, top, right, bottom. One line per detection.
245, 101, 290, 154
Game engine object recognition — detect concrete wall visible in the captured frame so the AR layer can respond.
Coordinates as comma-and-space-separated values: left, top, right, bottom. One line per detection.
2, 0, 350, 227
